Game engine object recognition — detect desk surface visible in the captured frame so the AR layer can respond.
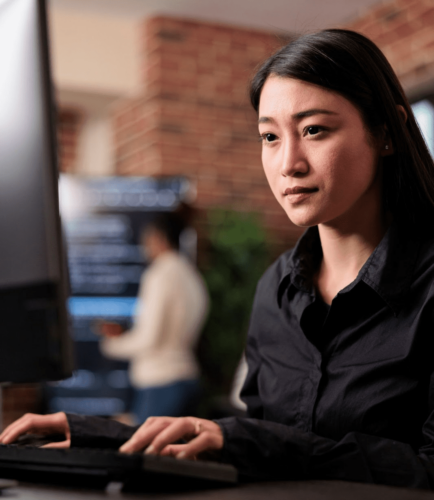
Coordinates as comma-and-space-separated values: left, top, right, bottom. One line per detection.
5, 480, 434, 500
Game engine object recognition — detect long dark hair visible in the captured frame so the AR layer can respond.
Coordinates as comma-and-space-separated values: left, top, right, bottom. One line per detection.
250, 29, 434, 225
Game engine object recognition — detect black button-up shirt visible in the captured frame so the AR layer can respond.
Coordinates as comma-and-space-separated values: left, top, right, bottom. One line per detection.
217, 222, 434, 488
66, 221, 434, 489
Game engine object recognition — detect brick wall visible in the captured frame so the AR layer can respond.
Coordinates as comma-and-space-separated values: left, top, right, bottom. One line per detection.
113, 17, 301, 248
57, 108, 83, 173
345, 0, 434, 93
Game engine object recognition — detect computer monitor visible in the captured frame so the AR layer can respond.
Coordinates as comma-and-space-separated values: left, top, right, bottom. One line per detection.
0, 0, 73, 382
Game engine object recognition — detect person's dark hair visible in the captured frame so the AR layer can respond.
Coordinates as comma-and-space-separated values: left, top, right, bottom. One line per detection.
250, 29, 434, 225
145, 212, 186, 250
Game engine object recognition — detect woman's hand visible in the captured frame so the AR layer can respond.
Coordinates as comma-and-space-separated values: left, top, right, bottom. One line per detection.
96, 321, 124, 338
119, 416, 223, 460
0, 412, 71, 448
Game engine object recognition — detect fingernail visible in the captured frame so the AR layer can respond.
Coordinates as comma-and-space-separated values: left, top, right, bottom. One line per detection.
176, 451, 186, 460
144, 445, 155, 455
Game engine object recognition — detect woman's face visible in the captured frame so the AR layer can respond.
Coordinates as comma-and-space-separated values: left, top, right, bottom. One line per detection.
258, 76, 384, 228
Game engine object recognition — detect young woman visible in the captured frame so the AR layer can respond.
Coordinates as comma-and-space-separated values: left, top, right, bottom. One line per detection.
3, 29, 434, 489
98, 212, 208, 424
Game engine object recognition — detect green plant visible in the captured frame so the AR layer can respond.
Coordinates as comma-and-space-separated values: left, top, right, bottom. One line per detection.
197, 209, 271, 406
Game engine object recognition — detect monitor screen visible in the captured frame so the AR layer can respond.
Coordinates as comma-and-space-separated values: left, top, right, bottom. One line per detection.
46, 176, 191, 416
0, 0, 73, 382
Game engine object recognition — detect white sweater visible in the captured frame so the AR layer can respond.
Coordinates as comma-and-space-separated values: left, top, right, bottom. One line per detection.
100, 251, 209, 388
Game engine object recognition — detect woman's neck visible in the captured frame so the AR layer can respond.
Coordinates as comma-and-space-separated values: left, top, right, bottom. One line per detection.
315, 204, 389, 305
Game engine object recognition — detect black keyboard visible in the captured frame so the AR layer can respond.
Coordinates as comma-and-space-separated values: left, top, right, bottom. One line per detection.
0, 444, 238, 491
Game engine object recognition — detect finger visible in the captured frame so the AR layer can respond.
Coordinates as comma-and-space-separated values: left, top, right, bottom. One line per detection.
1, 413, 69, 444
42, 440, 71, 449
0, 414, 33, 440
122, 418, 176, 451
119, 417, 176, 454
159, 443, 189, 458
1, 418, 41, 444
119, 420, 163, 453
158, 434, 217, 460
174, 431, 220, 460
146, 418, 197, 455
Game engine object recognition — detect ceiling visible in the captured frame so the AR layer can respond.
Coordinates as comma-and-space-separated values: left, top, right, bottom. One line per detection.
49, 0, 383, 33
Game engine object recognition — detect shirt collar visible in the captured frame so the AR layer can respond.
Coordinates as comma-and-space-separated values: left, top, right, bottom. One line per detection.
358, 221, 421, 314
277, 226, 321, 306
277, 221, 422, 315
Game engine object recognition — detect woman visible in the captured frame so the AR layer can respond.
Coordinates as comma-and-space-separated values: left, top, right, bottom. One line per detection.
99, 212, 208, 423
3, 29, 434, 489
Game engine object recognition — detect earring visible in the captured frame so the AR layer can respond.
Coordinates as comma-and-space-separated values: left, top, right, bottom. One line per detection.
385, 145, 389, 150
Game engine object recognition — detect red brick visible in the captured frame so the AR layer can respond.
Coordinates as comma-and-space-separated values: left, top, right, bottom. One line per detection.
56, 108, 83, 172
419, 6, 434, 26
391, 20, 415, 38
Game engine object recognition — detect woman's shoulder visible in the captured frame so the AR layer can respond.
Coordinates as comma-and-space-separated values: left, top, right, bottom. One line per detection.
147, 251, 185, 274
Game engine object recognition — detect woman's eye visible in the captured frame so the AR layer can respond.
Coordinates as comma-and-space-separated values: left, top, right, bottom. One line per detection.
261, 133, 277, 143
306, 126, 321, 136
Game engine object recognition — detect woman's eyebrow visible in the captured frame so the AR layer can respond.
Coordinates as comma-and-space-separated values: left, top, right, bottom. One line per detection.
293, 108, 338, 119
258, 116, 275, 124
258, 109, 338, 124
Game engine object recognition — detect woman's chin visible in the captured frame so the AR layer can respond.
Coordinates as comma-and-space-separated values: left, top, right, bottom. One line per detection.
285, 211, 323, 228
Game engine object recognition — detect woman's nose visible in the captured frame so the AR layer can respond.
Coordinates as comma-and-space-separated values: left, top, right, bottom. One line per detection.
280, 141, 309, 177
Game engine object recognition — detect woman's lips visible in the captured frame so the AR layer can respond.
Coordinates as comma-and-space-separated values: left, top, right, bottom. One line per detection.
284, 186, 318, 203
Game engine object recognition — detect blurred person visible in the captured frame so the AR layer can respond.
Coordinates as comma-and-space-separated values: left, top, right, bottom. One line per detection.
98, 211, 209, 423
7, 29, 434, 490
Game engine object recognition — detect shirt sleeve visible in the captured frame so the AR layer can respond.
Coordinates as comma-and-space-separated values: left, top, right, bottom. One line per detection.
216, 416, 434, 488
100, 267, 171, 360
239, 324, 263, 419
66, 413, 139, 449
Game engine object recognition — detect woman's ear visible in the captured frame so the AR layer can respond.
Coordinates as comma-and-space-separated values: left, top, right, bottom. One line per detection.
396, 104, 408, 123
380, 104, 408, 157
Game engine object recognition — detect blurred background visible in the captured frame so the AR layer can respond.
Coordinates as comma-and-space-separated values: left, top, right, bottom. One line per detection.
5, 0, 434, 426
